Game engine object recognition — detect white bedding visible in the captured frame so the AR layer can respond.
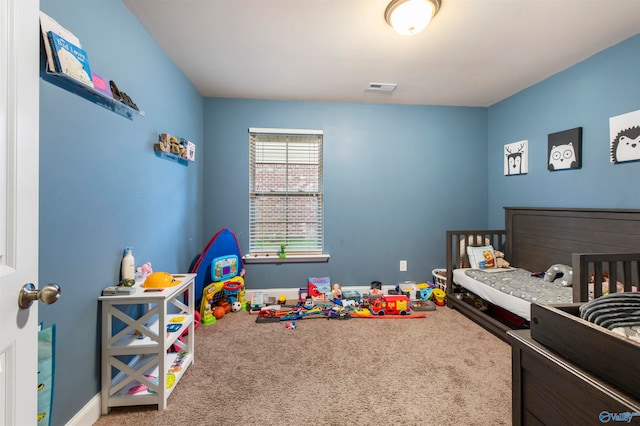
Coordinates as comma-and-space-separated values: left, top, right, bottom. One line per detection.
453, 269, 532, 320
452, 268, 573, 321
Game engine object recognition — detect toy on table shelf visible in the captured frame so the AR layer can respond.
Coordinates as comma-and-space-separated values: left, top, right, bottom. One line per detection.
279, 245, 286, 259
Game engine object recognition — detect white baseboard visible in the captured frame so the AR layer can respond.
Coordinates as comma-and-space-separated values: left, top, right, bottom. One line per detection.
65, 393, 101, 426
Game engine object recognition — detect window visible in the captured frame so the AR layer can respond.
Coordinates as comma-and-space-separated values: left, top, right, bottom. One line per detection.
248, 128, 325, 261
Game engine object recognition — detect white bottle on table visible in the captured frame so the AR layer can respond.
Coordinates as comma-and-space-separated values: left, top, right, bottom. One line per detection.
121, 247, 135, 280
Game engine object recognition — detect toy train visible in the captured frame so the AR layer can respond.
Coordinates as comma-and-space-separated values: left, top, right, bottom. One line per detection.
368, 294, 412, 315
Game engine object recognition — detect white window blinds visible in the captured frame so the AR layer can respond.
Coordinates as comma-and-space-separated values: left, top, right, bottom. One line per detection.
249, 128, 323, 254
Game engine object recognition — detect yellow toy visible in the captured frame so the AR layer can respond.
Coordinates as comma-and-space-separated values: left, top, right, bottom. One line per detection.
200, 281, 224, 325
142, 272, 181, 288
432, 288, 446, 306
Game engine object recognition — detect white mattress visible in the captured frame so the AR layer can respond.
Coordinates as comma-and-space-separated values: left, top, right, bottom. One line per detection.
453, 268, 532, 321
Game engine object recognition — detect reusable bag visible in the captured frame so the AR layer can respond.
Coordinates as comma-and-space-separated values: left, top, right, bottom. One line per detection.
38, 323, 56, 426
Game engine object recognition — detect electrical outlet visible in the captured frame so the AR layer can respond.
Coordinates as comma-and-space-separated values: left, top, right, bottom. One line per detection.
400, 260, 407, 271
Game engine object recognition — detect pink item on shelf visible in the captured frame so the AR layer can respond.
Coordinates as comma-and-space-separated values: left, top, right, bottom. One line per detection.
127, 375, 156, 394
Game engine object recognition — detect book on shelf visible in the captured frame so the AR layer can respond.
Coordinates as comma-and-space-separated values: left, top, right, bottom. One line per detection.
91, 73, 113, 98
47, 31, 94, 89
39, 11, 81, 73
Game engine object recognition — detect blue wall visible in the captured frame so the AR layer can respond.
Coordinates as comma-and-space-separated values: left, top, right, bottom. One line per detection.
203, 100, 488, 289
487, 34, 640, 228
34, 1, 639, 422
38, 1, 203, 424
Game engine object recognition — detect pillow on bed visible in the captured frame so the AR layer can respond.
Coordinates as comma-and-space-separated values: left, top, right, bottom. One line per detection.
458, 237, 491, 268
466, 245, 497, 270
544, 264, 573, 287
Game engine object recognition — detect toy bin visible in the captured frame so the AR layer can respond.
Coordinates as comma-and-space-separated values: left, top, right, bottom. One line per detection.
431, 269, 447, 290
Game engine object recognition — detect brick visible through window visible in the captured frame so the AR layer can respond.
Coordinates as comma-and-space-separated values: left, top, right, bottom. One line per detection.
249, 129, 323, 254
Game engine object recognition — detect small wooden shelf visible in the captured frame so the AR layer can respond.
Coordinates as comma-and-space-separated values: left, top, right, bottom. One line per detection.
99, 274, 196, 412
41, 69, 144, 120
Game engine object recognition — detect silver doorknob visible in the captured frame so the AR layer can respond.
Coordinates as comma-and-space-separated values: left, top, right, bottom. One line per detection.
18, 283, 61, 309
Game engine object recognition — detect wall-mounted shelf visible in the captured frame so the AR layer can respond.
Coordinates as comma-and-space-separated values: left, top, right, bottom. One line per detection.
154, 151, 189, 166
40, 69, 144, 120
153, 133, 195, 166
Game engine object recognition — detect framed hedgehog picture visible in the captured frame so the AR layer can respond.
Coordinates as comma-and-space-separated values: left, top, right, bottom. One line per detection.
610, 109, 640, 164
548, 127, 582, 171
504, 140, 528, 176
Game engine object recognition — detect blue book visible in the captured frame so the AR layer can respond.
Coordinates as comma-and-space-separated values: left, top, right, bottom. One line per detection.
47, 31, 94, 88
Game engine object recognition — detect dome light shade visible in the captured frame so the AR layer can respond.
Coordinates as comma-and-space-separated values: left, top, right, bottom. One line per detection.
385, 0, 441, 36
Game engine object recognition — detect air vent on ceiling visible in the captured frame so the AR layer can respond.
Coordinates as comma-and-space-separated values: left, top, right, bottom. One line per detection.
367, 82, 397, 92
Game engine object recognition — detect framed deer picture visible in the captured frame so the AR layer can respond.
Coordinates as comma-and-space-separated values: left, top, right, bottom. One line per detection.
504, 140, 528, 176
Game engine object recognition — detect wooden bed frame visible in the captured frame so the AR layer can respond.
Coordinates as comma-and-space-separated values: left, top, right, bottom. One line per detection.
445, 207, 640, 341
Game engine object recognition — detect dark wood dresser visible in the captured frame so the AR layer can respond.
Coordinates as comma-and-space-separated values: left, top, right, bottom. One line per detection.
508, 330, 640, 426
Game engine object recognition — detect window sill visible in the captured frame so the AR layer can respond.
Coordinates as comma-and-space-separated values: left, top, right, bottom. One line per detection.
243, 254, 330, 264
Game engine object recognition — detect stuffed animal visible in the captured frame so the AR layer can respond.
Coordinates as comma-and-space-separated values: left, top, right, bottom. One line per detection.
589, 272, 638, 296
544, 264, 572, 287
494, 250, 510, 268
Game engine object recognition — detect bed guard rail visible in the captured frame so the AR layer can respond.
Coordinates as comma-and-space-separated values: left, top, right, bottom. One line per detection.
572, 252, 640, 302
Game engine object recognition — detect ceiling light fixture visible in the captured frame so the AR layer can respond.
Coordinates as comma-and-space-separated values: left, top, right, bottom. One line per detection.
385, 0, 441, 36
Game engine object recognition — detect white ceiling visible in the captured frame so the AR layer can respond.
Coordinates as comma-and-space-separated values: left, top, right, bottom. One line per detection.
123, 0, 640, 107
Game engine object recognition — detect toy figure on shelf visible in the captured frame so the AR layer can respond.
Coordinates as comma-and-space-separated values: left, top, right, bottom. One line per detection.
279, 245, 286, 259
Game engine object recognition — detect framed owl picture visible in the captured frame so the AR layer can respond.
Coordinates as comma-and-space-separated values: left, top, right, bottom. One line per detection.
548, 127, 582, 171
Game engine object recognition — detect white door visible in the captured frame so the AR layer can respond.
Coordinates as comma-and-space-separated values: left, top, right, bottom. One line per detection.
0, 0, 40, 425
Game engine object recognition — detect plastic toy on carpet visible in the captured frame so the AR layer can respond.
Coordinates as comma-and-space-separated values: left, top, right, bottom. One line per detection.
190, 228, 244, 307
352, 308, 427, 319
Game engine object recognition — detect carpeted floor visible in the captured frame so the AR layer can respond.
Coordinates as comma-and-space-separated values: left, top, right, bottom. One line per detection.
94, 305, 511, 425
